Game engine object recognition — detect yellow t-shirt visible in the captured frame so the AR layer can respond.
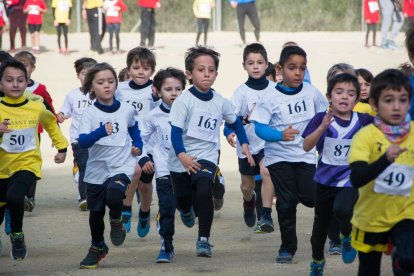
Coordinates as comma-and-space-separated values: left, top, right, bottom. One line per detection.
0, 96, 68, 179
52, 0, 72, 23
193, 0, 214, 19
349, 123, 414, 233
353, 102, 376, 116
84, 0, 102, 9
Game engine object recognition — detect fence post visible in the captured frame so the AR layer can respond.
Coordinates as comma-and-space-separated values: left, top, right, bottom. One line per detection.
76, 0, 81, 33
215, 0, 221, 31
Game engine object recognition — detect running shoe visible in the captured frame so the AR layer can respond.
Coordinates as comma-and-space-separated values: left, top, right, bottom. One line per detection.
255, 214, 274, 233
196, 239, 212, 257
24, 197, 35, 212
10, 232, 27, 261
243, 192, 256, 227
275, 251, 293, 264
328, 240, 342, 255
78, 199, 88, 211
341, 235, 357, 264
122, 211, 132, 233
79, 243, 109, 269
310, 259, 325, 276
180, 208, 195, 228
137, 212, 150, 238
110, 217, 126, 246
156, 248, 174, 263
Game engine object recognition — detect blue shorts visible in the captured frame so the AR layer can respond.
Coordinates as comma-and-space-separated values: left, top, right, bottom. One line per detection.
86, 174, 130, 212
238, 149, 264, 176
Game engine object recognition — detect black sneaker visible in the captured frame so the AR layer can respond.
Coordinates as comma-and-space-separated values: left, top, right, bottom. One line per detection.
24, 197, 35, 212
10, 232, 27, 261
80, 244, 109, 269
243, 192, 257, 227
110, 218, 126, 246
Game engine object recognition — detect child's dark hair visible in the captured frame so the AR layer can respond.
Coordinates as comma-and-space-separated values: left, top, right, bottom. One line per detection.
243, 43, 268, 63
126, 47, 156, 71
326, 63, 355, 83
398, 62, 414, 76
74, 57, 97, 74
82, 63, 118, 100
405, 26, 414, 62
370, 69, 412, 104
327, 73, 360, 99
0, 59, 28, 81
118, 67, 129, 82
279, 46, 306, 67
265, 62, 276, 80
153, 67, 186, 92
185, 46, 220, 72
355, 68, 373, 83
14, 51, 36, 66
0, 51, 13, 64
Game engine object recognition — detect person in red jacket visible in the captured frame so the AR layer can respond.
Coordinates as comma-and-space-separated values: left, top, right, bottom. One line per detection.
6, 0, 27, 53
364, 0, 380, 47
137, 0, 160, 48
14, 50, 58, 213
23, 0, 47, 54
103, 0, 127, 54
404, 0, 414, 25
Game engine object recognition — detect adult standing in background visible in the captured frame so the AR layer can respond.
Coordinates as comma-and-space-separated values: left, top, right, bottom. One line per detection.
138, 0, 160, 48
379, 0, 404, 49
7, 0, 27, 53
229, 0, 260, 45
82, 0, 105, 54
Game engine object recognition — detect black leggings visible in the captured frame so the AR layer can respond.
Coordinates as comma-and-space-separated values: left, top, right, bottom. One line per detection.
56, 23, 68, 49
89, 188, 124, 243
107, 23, 120, 51
0, 170, 35, 233
236, 2, 260, 43
9, 10, 27, 49
366, 23, 378, 45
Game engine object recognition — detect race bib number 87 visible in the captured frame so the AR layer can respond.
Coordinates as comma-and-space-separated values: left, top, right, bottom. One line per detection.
321, 137, 352, 166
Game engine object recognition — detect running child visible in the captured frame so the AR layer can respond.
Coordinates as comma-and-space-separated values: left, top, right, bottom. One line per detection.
103, 0, 127, 55
302, 73, 373, 275
23, 0, 47, 54
249, 45, 328, 264
265, 62, 276, 82
224, 43, 274, 233
52, 0, 72, 54
115, 47, 160, 237
349, 69, 414, 276
354, 68, 376, 115
169, 46, 254, 257
57, 57, 97, 210
78, 62, 143, 269
0, 59, 68, 261
14, 50, 57, 212
138, 67, 186, 263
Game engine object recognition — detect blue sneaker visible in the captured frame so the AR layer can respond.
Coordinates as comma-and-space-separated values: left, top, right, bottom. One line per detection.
121, 211, 131, 233
137, 213, 150, 238
310, 259, 325, 276
243, 192, 256, 227
328, 240, 341, 255
156, 248, 174, 263
255, 214, 274, 234
180, 208, 195, 228
196, 239, 212, 257
275, 251, 293, 264
341, 235, 357, 264
5, 208, 11, 235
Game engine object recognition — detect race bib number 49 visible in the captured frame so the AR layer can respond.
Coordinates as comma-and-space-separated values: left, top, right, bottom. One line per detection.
374, 163, 414, 196
1, 128, 36, 153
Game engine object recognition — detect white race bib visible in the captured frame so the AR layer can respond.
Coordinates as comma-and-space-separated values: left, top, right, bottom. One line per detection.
28, 5, 40, 15
107, 8, 119, 17
95, 119, 127, 147
58, 1, 69, 11
1, 128, 36, 153
374, 163, 414, 196
73, 98, 93, 115
199, 3, 211, 13
187, 110, 222, 142
158, 128, 170, 150
279, 95, 315, 125
321, 137, 352, 166
368, 1, 379, 13
123, 96, 150, 119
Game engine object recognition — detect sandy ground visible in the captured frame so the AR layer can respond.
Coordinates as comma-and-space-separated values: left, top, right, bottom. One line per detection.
0, 31, 406, 275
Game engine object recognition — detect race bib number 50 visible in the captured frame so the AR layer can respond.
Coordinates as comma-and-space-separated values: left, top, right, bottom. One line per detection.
1, 128, 36, 153
374, 163, 414, 196
186, 110, 222, 142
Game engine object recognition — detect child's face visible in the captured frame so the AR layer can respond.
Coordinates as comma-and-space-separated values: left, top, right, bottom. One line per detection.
157, 77, 183, 106
243, 53, 267, 79
1, 67, 27, 98
128, 60, 153, 86
186, 55, 218, 93
357, 75, 370, 100
16, 58, 35, 79
280, 54, 306, 88
371, 88, 410, 125
92, 69, 116, 105
328, 82, 358, 117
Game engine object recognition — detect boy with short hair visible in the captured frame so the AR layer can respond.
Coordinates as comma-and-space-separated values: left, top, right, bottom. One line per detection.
225, 43, 275, 233
302, 73, 373, 275
58, 57, 97, 210
14, 50, 57, 212
250, 45, 328, 264
350, 69, 414, 276
115, 46, 160, 237
169, 46, 254, 257
0, 59, 68, 261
